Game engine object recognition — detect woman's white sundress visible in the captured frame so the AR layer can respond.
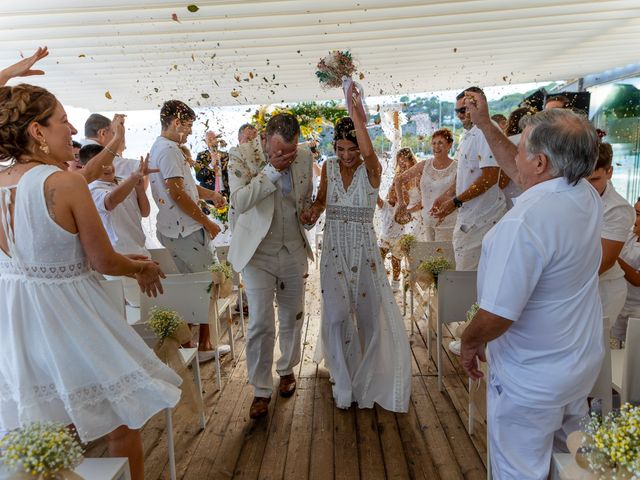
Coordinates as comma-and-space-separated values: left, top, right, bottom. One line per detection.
0, 165, 181, 442
315, 158, 411, 412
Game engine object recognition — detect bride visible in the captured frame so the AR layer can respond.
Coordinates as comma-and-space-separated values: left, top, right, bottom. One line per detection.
300, 91, 411, 412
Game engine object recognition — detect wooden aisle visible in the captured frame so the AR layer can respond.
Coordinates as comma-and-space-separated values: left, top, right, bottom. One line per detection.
86, 268, 487, 479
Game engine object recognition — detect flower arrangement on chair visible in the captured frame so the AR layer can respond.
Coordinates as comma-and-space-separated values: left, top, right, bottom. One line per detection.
0, 422, 84, 479
567, 404, 640, 479
416, 256, 453, 289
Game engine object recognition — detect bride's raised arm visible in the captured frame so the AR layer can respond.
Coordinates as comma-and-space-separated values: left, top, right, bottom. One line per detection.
350, 89, 381, 188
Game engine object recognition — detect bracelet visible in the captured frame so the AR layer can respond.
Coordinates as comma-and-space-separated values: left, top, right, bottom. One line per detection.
104, 146, 118, 157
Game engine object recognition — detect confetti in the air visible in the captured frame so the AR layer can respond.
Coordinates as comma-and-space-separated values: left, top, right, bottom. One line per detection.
171, 13, 181, 22
105, 91, 112, 100
187, 4, 199, 12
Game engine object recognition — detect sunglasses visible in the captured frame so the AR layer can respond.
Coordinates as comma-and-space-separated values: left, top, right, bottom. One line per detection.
455, 107, 467, 114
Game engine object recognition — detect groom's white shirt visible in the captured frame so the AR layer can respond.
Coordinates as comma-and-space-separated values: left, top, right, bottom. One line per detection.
227, 137, 314, 271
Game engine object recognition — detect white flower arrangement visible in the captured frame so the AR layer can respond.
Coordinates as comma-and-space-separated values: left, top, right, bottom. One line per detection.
581, 403, 640, 478
147, 307, 183, 343
0, 422, 84, 478
397, 234, 416, 253
417, 256, 453, 287
209, 261, 232, 279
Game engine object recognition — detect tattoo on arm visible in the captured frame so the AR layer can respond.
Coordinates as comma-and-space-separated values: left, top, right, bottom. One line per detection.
45, 186, 56, 220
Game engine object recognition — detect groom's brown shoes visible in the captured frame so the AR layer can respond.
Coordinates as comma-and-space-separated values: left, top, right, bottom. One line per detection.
249, 396, 270, 419
279, 373, 297, 398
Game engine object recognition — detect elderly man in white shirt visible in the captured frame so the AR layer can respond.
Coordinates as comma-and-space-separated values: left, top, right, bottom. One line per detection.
461, 96, 604, 480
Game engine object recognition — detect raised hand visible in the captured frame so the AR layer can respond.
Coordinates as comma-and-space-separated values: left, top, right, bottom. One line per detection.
138, 153, 159, 177
0, 47, 49, 86
464, 91, 491, 129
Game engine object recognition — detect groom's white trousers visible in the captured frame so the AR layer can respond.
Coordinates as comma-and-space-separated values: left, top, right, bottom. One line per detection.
242, 246, 308, 398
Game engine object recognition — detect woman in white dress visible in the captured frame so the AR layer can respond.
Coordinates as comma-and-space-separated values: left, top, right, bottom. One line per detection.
377, 148, 418, 287
0, 83, 181, 480
395, 129, 457, 241
301, 92, 411, 412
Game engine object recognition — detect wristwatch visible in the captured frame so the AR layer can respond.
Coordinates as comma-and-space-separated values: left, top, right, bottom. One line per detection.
453, 196, 464, 209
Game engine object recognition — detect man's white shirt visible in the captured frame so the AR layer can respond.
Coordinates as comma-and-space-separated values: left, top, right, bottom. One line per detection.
454, 125, 506, 226
89, 180, 147, 255
599, 181, 635, 282
478, 177, 604, 409
149, 136, 201, 239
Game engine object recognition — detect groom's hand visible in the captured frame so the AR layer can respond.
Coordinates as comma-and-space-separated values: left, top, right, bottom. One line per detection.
269, 149, 297, 172
300, 206, 321, 225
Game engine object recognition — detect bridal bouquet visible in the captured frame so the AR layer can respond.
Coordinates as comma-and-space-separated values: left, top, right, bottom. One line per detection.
0, 422, 84, 478
315, 50, 366, 120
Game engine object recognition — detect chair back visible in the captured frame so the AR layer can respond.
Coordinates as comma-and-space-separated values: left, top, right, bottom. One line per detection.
590, 317, 612, 415
149, 247, 181, 274
623, 317, 640, 404
139, 272, 212, 325
99, 278, 126, 318
407, 241, 455, 282
437, 270, 477, 325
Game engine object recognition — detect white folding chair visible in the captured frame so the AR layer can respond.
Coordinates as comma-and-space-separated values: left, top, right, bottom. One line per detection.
99, 278, 126, 317
436, 270, 477, 391
611, 316, 640, 405
403, 241, 455, 330
215, 245, 245, 338
135, 327, 204, 480
590, 317, 613, 416
138, 272, 235, 389
148, 247, 181, 274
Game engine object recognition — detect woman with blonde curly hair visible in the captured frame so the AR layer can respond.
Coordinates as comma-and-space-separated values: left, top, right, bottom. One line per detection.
0, 59, 181, 480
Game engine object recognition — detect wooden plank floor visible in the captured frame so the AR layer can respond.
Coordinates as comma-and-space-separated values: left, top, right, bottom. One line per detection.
86, 268, 487, 479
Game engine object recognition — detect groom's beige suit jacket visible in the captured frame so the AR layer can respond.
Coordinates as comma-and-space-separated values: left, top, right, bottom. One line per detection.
227, 137, 315, 272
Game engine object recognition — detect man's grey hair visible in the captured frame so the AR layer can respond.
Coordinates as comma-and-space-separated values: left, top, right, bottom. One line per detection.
520, 109, 599, 185
84, 113, 111, 138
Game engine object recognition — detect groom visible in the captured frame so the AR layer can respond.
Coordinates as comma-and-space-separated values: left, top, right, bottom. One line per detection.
228, 113, 314, 419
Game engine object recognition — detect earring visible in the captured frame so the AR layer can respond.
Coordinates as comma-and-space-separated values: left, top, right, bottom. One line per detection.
39, 142, 50, 155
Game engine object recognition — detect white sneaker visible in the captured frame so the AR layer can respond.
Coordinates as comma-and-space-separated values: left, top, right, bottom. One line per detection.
216, 344, 231, 356
197, 345, 231, 363
448, 340, 461, 356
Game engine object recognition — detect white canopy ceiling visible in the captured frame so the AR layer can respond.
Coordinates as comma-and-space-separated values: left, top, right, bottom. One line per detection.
1, 0, 640, 110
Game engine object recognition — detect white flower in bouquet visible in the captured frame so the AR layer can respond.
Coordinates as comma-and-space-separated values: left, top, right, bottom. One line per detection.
0, 422, 84, 478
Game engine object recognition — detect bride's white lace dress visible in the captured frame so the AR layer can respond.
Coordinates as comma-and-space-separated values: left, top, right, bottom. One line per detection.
0, 165, 181, 442
315, 158, 411, 412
